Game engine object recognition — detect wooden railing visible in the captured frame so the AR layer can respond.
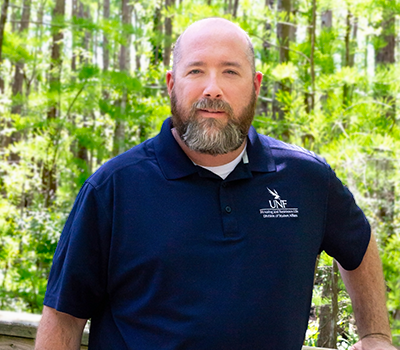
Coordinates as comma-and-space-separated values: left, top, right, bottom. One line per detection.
0, 310, 332, 350
0, 311, 88, 350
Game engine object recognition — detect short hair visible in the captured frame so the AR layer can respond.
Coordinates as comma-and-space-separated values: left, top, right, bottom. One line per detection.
172, 18, 256, 77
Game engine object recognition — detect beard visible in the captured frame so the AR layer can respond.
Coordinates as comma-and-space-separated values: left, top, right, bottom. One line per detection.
170, 90, 257, 156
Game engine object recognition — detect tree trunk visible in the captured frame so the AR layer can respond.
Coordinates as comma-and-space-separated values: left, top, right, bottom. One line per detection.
225, 0, 232, 14
272, 0, 291, 135
259, 0, 274, 116
101, 0, 110, 122
321, 10, 332, 28
0, 0, 10, 92
263, 0, 274, 59
163, 0, 175, 68
375, 10, 395, 65
7, 0, 32, 161
265, 0, 274, 8
151, 5, 162, 65
11, 0, 32, 115
308, 0, 316, 112
344, 12, 352, 68
70, 0, 90, 173
42, 0, 66, 206
103, 0, 110, 71
375, 4, 395, 118
31, 2, 44, 94
232, 0, 239, 17
81, 2, 91, 65
71, 0, 78, 71
119, 0, 131, 72
342, 11, 352, 108
277, 0, 290, 62
113, 91, 126, 156
349, 17, 358, 68
133, 7, 141, 71
47, 0, 65, 120
10, 0, 16, 31
77, 117, 89, 164
289, 0, 297, 42
317, 260, 338, 349
113, 0, 132, 156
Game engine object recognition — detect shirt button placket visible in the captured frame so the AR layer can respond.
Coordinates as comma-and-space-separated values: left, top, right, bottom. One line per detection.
220, 183, 238, 237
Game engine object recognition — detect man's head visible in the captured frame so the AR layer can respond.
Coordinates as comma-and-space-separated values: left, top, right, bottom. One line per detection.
172, 18, 256, 78
166, 18, 263, 156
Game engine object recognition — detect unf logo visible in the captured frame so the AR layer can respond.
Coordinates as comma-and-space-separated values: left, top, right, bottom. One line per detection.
267, 188, 287, 208
260, 188, 299, 219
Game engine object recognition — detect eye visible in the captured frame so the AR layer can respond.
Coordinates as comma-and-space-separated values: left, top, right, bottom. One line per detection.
225, 70, 238, 75
188, 69, 201, 75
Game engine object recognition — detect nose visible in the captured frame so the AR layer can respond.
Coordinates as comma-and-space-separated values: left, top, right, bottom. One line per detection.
203, 75, 223, 99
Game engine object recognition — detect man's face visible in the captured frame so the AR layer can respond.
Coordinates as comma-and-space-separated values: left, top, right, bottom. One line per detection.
166, 21, 263, 155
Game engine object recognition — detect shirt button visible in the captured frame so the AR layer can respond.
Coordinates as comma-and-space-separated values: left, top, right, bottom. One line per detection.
225, 206, 232, 213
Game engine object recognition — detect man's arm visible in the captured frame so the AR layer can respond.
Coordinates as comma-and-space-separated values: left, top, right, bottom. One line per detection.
338, 233, 396, 350
35, 305, 88, 350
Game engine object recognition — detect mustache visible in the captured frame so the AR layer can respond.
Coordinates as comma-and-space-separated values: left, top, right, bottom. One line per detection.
192, 98, 234, 115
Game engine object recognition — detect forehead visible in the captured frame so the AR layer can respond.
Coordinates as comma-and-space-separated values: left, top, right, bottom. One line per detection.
178, 22, 251, 70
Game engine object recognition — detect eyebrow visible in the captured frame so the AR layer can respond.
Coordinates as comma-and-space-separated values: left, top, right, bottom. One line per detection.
220, 61, 242, 69
184, 61, 243, 69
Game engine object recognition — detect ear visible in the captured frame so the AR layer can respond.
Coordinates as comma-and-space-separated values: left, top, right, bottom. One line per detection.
253, 71, 263, 97
166, 70, 174, 97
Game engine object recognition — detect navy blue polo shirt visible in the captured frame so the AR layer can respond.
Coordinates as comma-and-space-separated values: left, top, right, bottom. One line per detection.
44, 118, 370, 350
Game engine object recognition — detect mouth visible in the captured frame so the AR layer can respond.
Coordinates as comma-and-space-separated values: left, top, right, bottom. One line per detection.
198, 109, 225, 114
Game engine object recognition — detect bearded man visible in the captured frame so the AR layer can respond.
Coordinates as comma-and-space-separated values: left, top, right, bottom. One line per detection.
35, 18, 395, 350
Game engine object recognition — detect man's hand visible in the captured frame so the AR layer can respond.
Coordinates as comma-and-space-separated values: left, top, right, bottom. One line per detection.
350, 336, 397, 350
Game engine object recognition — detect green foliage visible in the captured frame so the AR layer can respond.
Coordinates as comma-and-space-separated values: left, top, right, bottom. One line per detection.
0, 204, 66, 312
2, 33, 33, 63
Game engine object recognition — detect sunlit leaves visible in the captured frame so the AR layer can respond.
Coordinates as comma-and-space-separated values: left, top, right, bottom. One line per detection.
2, 32, 33, 63
271, 61, 298, 83
78, 64, 100, 81
104, 70, 142, 92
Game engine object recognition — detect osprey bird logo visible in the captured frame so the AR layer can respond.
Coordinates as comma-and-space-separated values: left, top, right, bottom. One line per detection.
267, 188, 280, 200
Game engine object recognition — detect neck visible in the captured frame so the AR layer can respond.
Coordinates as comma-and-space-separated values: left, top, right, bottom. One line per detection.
171, 128, 246, 167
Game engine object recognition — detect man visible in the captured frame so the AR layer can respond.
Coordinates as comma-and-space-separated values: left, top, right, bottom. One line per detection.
35, 18, 395, 350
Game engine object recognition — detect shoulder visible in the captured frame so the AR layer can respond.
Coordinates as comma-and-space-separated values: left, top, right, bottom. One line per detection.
258, 133, 330, 173
86, 138, 157, 190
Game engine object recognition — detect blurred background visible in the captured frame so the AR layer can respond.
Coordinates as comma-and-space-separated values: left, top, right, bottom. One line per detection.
0, 0, 399, 348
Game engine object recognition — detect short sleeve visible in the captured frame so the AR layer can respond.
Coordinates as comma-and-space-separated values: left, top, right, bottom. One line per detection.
44, 182, 111, 318
320, 167, 371, 270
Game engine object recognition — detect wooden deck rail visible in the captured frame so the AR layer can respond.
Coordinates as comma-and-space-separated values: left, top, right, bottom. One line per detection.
0, 310, 333, 350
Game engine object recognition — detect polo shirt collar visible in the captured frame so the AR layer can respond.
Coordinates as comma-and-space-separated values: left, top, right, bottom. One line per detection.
154, 118, 276, 180
246, 123, 276, 173
154, 118, 198, 180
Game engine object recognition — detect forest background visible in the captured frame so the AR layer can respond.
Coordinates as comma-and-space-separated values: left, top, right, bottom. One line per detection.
0, 0, 399, 348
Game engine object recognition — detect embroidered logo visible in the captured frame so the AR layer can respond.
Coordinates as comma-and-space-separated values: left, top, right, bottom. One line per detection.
260, 188, 299, 219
